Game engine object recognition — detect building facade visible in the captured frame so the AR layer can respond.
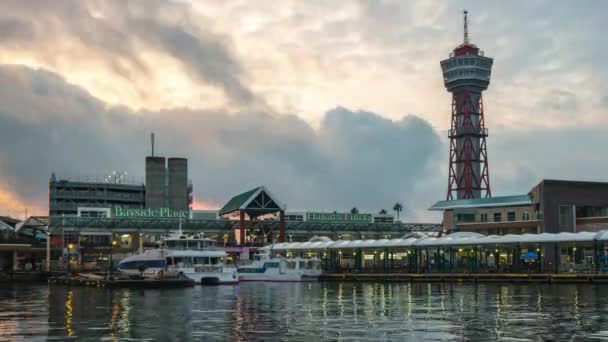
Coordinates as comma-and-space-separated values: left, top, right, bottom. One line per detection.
431, 179, 608, 235
49, 174, 145, 216
145, 156, 192, 210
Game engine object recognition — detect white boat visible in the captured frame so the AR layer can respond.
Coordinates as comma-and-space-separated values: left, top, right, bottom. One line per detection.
118, 232, 238, 285
237, 249, 322, 282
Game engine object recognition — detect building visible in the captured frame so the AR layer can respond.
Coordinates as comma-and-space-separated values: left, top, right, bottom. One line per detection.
144, 156, 166, 209
430, 179, 608, 235
441, 11, 493, 200
145, 156, 192, 210
49, 174, 145, 216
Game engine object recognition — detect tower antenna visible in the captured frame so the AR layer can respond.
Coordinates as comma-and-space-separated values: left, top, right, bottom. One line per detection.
151, 132, 155, 157
463, 10, 469, 44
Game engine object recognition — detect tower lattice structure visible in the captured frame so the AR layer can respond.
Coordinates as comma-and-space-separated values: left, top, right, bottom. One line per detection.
441, 10, 493, 200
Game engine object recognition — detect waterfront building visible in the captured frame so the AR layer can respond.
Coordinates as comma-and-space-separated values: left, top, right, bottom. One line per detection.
430, 179, 608, 235
267, 230, 608, 275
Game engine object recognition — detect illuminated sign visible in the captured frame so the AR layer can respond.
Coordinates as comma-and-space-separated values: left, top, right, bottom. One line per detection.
306, 212, 371, 222
113, 207, 189, 218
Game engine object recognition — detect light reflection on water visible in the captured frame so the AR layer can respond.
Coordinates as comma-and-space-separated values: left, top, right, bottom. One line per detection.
0, 282, 607, 341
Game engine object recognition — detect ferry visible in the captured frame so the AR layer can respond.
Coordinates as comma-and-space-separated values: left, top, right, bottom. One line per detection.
237, 249, 322, 282
118, 232, 238, 285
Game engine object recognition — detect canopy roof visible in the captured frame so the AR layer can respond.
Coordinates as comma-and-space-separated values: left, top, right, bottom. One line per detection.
218, 186, 285, 217
429, 194, 532, 211
263, 231, 608, 251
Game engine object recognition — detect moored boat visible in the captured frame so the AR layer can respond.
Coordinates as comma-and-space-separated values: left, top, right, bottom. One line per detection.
237, 249, 322, 282
118, 232, 238, 285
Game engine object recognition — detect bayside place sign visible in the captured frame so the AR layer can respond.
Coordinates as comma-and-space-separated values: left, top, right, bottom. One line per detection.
113, 207, 190, 218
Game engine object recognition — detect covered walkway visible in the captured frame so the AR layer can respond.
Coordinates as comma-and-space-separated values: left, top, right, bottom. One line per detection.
264, 231, 608, 274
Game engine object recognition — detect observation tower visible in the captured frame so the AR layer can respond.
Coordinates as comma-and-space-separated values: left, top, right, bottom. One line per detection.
441, 10, 493, 200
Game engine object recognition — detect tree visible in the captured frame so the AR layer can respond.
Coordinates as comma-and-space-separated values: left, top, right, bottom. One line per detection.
393, 203, 403, 221
350, 207, 359, 214
379, 209, 388, 215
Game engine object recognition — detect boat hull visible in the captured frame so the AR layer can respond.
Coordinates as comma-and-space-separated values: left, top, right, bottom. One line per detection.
183, 270, 239, 285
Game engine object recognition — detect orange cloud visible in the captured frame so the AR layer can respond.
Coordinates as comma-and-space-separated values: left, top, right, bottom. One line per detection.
191, 199, 221, 210
0, 185, 28, 218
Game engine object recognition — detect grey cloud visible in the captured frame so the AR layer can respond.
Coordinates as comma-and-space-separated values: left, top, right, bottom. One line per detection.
0, 66, 443, 219
1, 0, 255, 105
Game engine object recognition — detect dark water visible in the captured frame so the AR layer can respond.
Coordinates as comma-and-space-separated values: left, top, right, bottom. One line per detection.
1, 282, 608, 341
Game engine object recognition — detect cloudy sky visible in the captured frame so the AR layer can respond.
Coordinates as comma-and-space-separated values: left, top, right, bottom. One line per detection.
0, 0, 607, 221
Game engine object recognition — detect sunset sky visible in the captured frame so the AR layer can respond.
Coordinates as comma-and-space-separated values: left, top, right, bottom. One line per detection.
1, 0, 607, 220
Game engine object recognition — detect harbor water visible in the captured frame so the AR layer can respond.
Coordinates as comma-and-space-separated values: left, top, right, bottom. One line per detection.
2, 282, 608, 341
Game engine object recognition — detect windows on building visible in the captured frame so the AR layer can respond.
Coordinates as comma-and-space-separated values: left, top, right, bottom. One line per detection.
507, 212, 516, 222
522, 212, 530, 221
480, 214, 488, 222
493, 213, 502, 222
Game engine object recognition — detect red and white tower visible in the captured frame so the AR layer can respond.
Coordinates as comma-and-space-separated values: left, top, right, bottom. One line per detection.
441, 10, 493, 200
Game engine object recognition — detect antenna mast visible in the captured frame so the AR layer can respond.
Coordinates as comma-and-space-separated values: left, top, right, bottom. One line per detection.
151, 133, 155, 157
463, 10, 469, 44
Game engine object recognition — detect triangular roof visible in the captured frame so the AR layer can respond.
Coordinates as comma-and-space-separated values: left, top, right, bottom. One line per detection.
218, 186, 285, 216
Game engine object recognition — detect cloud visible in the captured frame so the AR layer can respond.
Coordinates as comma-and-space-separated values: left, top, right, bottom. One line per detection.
0, 65, 443, 220
0, 0, 257, 109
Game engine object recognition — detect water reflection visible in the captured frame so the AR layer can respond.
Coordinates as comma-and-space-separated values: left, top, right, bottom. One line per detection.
2, 283, 608, 340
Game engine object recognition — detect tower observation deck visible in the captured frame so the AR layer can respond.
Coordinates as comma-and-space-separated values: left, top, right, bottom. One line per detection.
441, 10, 493, 200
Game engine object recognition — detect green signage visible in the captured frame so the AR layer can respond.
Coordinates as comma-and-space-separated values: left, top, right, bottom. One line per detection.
306, 212, 372, 222
113, 207, 190, 218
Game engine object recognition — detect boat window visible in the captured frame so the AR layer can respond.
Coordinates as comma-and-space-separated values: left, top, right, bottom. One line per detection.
265, 262, 279, 268
194, 257, 206, 265
287, 261, 296, 269
306, 261, 314, 269
173, 257, 185, 266
210, 258, 219, 265
298, 261, 306, 269
119, 260, 165, 270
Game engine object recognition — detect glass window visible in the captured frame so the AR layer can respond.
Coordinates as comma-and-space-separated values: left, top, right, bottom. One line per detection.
493, 213, 502, 222
507, 212, 516, 221
480, 214, 488, 222
522, 212, 530, 221
559, 205, 575, 232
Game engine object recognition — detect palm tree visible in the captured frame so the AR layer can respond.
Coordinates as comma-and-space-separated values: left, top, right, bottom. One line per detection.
350, 207, 359, 214
393, 202, 403, 221
379, 209, 387, 215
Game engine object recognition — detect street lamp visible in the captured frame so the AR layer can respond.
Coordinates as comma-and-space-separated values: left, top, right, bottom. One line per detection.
109, 240, 117, 278
67, 243, 74, 274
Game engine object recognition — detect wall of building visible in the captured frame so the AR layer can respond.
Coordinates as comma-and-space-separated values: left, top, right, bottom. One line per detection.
537, 180, 608, 233
167, 158, 188, 210
145, 156, 167, 209
445, 205, 540, 235
49, 178, 145, 216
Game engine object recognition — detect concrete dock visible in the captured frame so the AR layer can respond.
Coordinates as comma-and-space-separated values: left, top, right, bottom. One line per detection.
320, 273, 608, 284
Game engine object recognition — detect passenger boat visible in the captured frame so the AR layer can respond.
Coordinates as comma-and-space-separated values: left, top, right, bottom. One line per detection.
237, 249, 322, 282
118, 232, 238, 285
